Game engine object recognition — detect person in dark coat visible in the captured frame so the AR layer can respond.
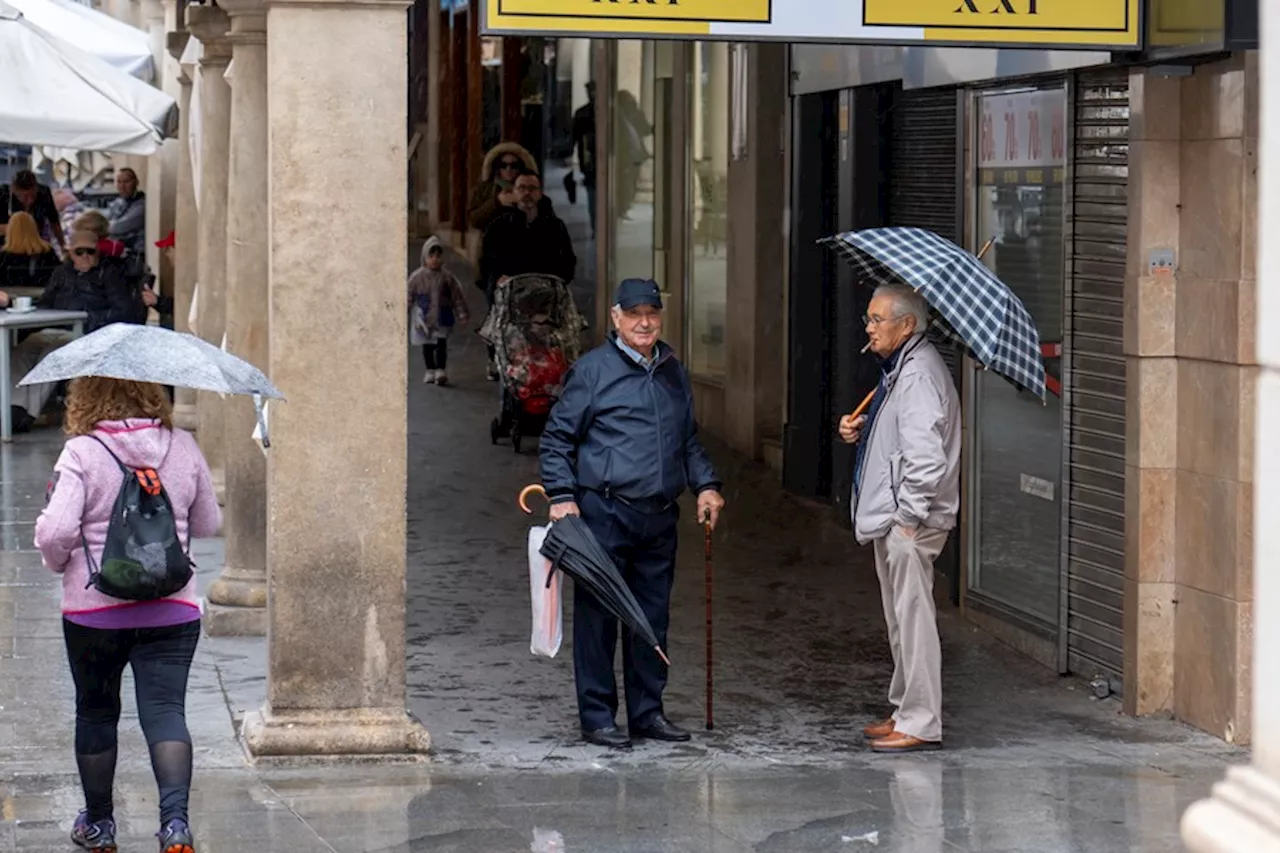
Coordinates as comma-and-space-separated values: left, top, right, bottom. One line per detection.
8, 230, 147, 429
0, 169, 66, 251
0, 211, 60, 294
41, 231, 147, 332
479, 170, 576, 301
539, 278, 726, 750
479, 169, 577, 381
467, 141, 537, 235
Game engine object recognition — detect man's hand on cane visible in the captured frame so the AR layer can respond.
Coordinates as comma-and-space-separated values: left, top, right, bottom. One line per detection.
698, 490, 725, 530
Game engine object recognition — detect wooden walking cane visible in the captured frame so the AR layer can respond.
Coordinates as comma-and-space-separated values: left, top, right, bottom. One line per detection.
703, 513, 715, 731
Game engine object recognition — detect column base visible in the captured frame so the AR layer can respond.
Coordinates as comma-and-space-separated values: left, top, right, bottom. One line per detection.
1182, 765, 1280, 852
241, 707, 431, 762
174, 401, 199, 431
204, 570, 268, 636
203, 601, 266, 636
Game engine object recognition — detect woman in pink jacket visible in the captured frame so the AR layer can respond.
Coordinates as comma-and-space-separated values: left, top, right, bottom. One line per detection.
36, 377, 220, 853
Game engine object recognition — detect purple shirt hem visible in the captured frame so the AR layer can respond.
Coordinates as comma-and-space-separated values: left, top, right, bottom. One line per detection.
63, 600, 202, 630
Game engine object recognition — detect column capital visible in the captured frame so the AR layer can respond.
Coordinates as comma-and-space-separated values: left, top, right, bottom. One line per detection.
186, 4, 232, 62
220, 0, 267, 35
218, 0, 266, 16
165, 29, 190, 62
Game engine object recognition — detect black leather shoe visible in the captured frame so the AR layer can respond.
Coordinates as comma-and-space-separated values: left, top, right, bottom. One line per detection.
582, 726, 632, 749
632, 715, 691, 742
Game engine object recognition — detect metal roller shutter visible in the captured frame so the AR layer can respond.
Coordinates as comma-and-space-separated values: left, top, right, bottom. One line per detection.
1064, 70, 1129, 688
889, 87, 961, 381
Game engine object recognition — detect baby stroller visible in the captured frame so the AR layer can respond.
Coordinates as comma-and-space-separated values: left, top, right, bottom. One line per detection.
478, 273, 586, 453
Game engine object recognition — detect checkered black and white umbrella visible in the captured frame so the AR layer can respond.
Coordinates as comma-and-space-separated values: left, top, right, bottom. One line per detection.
822, 227, 1046, 400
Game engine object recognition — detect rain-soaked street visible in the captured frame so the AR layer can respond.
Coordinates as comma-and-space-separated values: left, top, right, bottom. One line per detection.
0, 251, 1249, 851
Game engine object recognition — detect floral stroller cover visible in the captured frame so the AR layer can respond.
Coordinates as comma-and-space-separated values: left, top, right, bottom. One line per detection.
479, 273, 587, 409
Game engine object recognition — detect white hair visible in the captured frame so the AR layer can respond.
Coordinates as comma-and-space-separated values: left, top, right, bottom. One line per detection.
872, 283, 929, 332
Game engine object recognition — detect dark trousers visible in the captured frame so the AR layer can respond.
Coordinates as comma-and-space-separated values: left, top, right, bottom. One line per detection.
422, 339, 448, 371
573, 490, 678, 731
63, 619, 200, 824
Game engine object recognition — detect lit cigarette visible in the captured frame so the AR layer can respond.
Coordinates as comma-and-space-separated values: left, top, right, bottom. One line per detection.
861, 342, 872, 354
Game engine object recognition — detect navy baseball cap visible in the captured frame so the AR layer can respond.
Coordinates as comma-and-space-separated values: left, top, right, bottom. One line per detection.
615, 278, 663, 311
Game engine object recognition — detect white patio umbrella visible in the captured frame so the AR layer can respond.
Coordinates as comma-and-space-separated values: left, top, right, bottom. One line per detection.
4, 0, 153, 80
0, 1, 177, 155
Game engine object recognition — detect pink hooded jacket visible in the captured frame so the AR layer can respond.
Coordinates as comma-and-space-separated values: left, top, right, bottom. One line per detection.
35, 419, 222, 628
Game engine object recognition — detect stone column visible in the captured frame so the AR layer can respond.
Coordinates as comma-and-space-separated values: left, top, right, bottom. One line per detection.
1180, 39, 1277, 853
241, 0, 429, 757
142, 0, 176, 300
204, 0, 268, 637
168, 29, 199, 430
188, 5, 232, 504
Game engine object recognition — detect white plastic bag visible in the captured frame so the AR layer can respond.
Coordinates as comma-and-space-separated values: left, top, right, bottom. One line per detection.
528, 524, 563, 658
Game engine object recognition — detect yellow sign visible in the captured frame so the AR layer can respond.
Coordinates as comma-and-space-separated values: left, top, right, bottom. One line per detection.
494, 0, 770, 24
1147, 0, 1224, 47
870, 0, 1131, 36
484, 0, 1141, 47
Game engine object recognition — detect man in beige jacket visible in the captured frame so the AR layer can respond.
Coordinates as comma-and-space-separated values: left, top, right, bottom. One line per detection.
840, 283, 961, 753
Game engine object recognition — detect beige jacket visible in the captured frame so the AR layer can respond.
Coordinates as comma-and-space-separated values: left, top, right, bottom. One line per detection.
852, 335, 961, 545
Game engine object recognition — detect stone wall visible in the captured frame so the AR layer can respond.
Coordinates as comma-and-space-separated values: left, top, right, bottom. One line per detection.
1124, 53, 1258, 743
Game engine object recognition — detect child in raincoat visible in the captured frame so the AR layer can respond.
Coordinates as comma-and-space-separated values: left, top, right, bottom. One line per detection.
408, 237, 470, 386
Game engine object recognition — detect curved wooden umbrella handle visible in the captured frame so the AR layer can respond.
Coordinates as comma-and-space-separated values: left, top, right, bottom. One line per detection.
518, 483, 548, 515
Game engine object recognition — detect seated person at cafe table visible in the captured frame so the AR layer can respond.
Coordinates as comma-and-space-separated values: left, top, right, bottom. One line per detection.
6, 230, 147, 432
0, 211, 60, 296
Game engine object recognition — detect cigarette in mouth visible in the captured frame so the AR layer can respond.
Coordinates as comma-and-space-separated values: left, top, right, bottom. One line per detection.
861, 342, 872, 354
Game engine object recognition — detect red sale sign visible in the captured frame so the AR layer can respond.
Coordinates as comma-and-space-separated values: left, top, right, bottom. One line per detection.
978, 89, 1067, 170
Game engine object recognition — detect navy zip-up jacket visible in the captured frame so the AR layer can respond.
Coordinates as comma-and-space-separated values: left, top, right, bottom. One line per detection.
539, 334, 721, 505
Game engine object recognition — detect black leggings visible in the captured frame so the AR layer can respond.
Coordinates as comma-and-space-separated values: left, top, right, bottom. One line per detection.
422, 340, 448, 371
63, 619, 200, 825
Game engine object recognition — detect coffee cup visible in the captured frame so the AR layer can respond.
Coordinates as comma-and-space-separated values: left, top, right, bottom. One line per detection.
12, 296, 32, 311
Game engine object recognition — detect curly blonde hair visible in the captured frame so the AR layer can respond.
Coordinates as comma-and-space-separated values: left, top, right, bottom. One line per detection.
64, 377, 173, 436
2, 211, 51, 255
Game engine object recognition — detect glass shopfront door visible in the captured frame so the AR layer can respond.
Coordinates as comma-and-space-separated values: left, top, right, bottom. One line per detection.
967, 85, 1068, 633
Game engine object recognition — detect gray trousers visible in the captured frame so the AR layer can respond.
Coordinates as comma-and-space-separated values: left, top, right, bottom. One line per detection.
873, 525, 948, 742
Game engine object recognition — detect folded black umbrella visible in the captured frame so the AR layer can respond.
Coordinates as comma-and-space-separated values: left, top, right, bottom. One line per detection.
540, 515, 670, 666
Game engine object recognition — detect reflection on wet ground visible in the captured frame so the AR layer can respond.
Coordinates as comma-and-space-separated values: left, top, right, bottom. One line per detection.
0, 760, 1233, 851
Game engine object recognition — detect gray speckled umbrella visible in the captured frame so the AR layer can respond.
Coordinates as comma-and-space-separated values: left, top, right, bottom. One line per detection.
19, 322, 283, 399
21, 323, 282, 446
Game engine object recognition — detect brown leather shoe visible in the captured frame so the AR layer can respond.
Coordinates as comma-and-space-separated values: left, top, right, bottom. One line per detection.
862, 718, 896, 741
870, 731, 943, 753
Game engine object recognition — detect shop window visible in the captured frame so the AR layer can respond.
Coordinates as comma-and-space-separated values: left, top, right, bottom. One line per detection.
968, 86, 1068, 629
686, 41, 730, 381
611, 40, 657, 286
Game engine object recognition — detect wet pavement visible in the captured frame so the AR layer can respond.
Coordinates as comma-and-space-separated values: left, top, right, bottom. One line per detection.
0, 244, 1248, 851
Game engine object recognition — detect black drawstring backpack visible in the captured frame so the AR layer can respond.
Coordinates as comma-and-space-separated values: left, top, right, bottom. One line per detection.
81, 436, 193, 601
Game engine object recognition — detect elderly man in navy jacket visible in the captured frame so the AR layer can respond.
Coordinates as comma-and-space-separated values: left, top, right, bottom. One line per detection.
540, 278, 725, 749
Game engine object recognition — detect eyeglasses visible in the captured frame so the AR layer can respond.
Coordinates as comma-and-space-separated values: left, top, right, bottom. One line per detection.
72, 248, 98, 257
862, 313, 904, 327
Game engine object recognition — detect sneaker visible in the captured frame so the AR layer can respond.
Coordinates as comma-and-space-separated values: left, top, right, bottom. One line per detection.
423, 369, 437, 384
435, 371, 449, 387
71, 811, 117, 852
157, 818, 195, 853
